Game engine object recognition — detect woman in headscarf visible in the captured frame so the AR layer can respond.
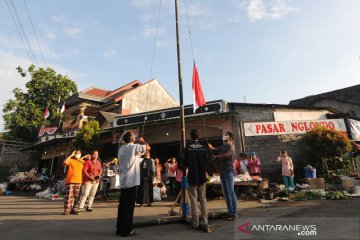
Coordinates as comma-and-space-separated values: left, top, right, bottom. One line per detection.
136, 151, 155, 207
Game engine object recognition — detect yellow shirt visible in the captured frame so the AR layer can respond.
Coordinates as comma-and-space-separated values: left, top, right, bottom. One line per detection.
65, 158, 85, 184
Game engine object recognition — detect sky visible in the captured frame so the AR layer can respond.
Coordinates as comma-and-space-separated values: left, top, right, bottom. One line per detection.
1, 0, 360, 131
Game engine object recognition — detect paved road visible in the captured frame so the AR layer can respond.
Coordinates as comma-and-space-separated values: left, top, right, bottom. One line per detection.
0, 195, 359, 240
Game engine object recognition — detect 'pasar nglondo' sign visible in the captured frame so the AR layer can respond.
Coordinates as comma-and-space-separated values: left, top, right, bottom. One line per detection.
244, 119, 346, 136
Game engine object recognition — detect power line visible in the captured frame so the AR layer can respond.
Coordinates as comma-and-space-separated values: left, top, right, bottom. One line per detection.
23, 0, 48, 67
4, 0, 34, 64
149, 0, 162, 81
9, 0, 39, 66
184, 0, 195, 62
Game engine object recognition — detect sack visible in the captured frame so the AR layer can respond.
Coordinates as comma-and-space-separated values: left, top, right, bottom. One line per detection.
153, 187, 161, 201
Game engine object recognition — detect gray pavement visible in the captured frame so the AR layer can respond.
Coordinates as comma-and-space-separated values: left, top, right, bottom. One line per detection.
0, 195, 359, 240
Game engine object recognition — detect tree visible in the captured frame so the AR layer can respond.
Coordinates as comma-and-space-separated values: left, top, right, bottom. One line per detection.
73, 120, 101, 153
2, 65, 77, 142
301, 126, 352, 178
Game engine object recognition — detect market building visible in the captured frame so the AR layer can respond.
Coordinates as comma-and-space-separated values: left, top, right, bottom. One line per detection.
110, 100, 348, 181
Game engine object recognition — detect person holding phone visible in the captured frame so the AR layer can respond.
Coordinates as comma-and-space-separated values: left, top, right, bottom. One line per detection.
277, 149, 295, 190
79, 150, 102, 213
63, 149, 88, 215
116, 132, 150, 237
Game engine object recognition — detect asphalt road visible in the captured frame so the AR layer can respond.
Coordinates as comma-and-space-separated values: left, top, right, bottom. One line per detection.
0, 195, 359, 240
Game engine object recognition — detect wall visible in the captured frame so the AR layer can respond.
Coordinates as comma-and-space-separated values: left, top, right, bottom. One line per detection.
311, 99, 360, 118
232, 105, 327, 181
122, 80, 178, 114
0, 141, 40, 170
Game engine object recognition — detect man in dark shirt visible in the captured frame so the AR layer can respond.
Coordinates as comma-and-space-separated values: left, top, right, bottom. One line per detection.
208, 131, 237, 221
184, 129, 211, 229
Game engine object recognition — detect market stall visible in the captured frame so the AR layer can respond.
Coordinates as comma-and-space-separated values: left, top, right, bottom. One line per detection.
207, 174, 268, 199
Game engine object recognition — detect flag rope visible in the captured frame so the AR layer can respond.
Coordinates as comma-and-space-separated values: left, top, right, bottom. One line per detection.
184, 0, 209, 144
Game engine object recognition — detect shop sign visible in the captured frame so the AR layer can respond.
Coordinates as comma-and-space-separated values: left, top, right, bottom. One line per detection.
244, 119, 346, 136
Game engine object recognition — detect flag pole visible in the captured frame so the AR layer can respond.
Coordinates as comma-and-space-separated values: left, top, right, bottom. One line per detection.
175, 0, 188, 217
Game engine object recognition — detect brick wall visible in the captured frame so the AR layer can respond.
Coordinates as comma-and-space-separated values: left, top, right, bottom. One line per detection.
232, 105, 310, 182
0, 141, 40, 170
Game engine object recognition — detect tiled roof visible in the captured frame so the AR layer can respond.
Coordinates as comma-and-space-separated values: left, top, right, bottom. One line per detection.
82, 87, 111, 97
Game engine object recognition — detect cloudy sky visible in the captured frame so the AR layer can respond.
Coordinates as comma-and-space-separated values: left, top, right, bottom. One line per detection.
1, 0, 360, 131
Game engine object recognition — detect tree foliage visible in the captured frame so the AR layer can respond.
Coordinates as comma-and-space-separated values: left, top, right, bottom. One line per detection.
300, 126, 352, 177
2, 65, 77, 142
73, 120, 101, 153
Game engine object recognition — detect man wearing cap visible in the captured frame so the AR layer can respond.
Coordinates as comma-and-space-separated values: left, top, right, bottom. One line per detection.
208, 132, 237, 221
106, 157, 119, 174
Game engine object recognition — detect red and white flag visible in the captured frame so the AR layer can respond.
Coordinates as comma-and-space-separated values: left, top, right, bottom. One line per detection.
60, 102, 66, 113
192, 62, 206, 113
43, 106, 50, 120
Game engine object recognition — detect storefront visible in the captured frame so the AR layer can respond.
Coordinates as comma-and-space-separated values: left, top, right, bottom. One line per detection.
111, 100, 343, 181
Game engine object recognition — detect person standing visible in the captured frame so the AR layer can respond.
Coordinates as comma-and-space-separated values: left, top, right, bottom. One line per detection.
153, 158, 162, 183
208, 132, 237, 221
63, 150, 88, 215
105, 157, 119, 174
164, 158, 177, 196
79, 150, 102, 213
277, 150, 295, 190
248, 152, 261, 177
236, 153, 249, 175
136, 151, 155, 207
116, 132, 150, 237
184, 129, 211, 229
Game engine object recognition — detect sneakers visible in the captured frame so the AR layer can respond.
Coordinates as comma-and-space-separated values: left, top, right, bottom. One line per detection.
116, 229, 138, 237
129, 229, 138, 236
86, 207, 93, 212
226, 214, 238, 221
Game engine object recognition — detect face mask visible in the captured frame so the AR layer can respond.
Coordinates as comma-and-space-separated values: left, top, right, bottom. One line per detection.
75, 154, 81, 159
222, 135, 229, 141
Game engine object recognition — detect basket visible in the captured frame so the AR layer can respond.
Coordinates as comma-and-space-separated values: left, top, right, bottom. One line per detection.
341, 178, 360, 192
305, 178, 325, 190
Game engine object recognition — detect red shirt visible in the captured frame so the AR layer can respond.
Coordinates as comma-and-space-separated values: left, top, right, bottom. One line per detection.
83, 159, 102, 183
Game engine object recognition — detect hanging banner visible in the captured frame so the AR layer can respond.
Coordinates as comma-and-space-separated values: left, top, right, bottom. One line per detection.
348, 119, 360, 141
38, 127, 58, 137
244, 119, 346, 136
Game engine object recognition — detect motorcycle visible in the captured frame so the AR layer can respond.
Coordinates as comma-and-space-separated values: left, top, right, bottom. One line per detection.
99, 170, 120, 200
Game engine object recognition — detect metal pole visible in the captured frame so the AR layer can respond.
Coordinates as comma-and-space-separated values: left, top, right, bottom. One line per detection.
175, 0, 188, 217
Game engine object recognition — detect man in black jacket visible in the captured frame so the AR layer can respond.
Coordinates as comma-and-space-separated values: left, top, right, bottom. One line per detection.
184, 129, 211, 229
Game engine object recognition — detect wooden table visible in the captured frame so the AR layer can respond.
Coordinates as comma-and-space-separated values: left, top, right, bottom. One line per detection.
207, 180, 267, 199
